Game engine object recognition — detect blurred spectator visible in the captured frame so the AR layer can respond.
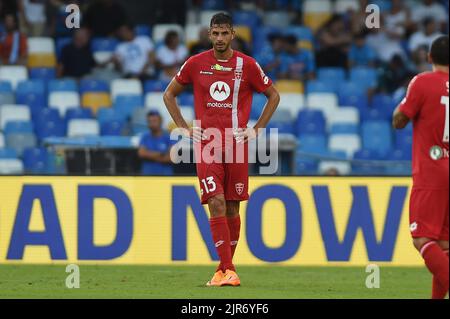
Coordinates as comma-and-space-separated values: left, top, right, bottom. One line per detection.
138, 111, 175, 176
316, 15, 351, 68
350, 0, 369, 35
411, 45, 432, 73
366, 18, 406, 63
57, 27, 95, 78
256, 32, 284, 81
384, 0, 411, 39
411, 0, 448, 32
156, 30, 188, 81
348, 32, 376, 68
378, 54, 413, 94
112, 23, 155, 80
83, 0, 127, 37
409, 18, 443, 52
279, 34, 315, 81
0, 13, 27, 65
18, 0, 46, 36
189, 27, 211, 56
231, 35, 251, 56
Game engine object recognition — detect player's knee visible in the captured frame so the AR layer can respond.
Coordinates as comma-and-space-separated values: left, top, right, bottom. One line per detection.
208, 196, 226, 217
226, 201, 240, 218
437, 240, 449, 251
413, 237, 433, 252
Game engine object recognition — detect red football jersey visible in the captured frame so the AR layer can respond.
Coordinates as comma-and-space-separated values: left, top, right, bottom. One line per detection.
175, 49, 272, 137
399, 70, 449, 189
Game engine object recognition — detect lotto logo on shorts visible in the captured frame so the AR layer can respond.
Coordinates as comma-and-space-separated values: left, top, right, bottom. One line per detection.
235, 183, 244, 195
410, 222, 418, 232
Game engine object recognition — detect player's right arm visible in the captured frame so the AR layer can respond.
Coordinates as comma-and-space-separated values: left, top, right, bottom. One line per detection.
393, 75, 423, 130
163, 79, 189, 130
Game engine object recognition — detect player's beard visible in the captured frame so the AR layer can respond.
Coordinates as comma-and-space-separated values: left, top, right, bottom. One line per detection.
214, 42, 230, 53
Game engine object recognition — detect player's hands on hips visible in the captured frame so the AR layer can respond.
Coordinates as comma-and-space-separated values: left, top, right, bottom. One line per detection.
187, 126, 205, 143
234, 127, 257, 144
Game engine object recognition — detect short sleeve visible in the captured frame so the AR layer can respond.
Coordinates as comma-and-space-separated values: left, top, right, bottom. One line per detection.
248, 59, 273, 93
139, 134, 151, 148
175, 56, 195, 85
399, 75, 424, 120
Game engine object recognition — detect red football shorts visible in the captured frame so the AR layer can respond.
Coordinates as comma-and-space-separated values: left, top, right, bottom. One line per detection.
409, 188, 449, 241
195, 142, 249, 205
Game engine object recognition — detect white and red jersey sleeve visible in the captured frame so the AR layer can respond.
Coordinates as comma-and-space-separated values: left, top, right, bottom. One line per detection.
247, 58, 273, 93
175, 57, 196, 85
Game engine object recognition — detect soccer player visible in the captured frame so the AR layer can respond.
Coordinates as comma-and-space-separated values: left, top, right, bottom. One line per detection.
163, 13, 280, 287
393, 35, 449, 299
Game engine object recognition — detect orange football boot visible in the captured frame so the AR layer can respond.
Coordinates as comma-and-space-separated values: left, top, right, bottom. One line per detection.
220, 269, 241, 287
206, 270, 225, 287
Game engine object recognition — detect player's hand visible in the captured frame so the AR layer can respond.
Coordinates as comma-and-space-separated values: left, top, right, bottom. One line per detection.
234, 127, 257, 144
187, 126, 205, 143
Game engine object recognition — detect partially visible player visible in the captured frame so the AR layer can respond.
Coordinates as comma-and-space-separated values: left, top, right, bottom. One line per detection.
393, 35, 449, 299
163, 13, 280, 287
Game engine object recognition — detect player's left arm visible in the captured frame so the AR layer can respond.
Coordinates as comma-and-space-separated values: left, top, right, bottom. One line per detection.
254, 85, 280, 130
392, 75, 423, 130
392, 106, 410, 129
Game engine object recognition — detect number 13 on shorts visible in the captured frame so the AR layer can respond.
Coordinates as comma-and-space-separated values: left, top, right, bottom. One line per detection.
201, 176, 217, 196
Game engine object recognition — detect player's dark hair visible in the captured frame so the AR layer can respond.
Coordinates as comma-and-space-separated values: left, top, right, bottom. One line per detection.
210, 12, 233, 28
430, 35, 449, 66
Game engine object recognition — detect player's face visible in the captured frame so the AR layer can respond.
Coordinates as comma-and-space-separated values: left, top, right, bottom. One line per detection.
209, 24, 235, 53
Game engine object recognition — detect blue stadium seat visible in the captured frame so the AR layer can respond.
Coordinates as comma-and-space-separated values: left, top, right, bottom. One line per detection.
144, 79, 170, 93
114, 95, 144, 118
362, 121, 393, 157
79, 79, 109, 94
4, 121, 34, 134
135, 25, 152, 37
360, 107, 390, 122
317, 67, 346, 83
23, 147, 49, 174
5, 132, 37, 157
0, 148, 18, 159
394, 122, 413, 151
92, 38, 119, 52
352, 149, 385, 175
371, 93, 396, 119
0, 80, 13, 93
29, 68, 56, 81
295, 158, 318, 175
16, 80, 47, 112
350, 67, 378, 89
338, 81, 369, 109
267, 120, 295, 134
250, 94, 267, 120
179, 93, 194, 107
65, 108, 94, 122
306, 80, 337, 94
233, 11, 260, 30
284, 26, 313, 41
101, 120, 125, 136
330, 123, 359, 135
35, 118, 66, 140
385, 149, 412, 175
48, 79, 78, 92
296, 110, 326, 136
34, 108, 60, 125
298, 134, 327, 153
97, 108, 127, 125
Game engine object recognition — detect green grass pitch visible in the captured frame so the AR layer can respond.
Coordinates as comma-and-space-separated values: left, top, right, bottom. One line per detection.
0, 265, 434, 299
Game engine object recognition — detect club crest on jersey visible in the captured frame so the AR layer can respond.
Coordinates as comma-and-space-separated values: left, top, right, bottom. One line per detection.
430, 145, 443, 160
234, 69, 243, 81
211, 64, 232, 72
235, 183, 244, 195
